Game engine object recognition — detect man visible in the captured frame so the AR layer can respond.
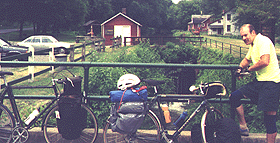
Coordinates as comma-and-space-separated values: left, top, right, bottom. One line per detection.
229, 24, 280, 143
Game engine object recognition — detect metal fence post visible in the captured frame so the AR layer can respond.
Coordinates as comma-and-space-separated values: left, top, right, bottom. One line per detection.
83, 66, 90, 96
231, 69, 237, 119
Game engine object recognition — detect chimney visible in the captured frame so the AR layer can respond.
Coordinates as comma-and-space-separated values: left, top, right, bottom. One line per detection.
122, 8, 126, 15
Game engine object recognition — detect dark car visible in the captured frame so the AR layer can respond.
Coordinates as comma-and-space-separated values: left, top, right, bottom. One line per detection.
0, 38, 29, 61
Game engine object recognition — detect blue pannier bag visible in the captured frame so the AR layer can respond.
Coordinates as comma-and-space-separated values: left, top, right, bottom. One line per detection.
109, 87, 148, 102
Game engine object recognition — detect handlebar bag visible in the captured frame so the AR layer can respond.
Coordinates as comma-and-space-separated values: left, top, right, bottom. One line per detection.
109, 102, 148, 134
56, 95, 86, 140
109, 87, 148, 102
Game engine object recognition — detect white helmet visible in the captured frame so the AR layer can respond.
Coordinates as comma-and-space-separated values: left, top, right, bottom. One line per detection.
117, 74, 141, 90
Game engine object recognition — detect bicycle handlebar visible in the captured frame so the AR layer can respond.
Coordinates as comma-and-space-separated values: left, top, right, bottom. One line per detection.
189, 82, 227, 97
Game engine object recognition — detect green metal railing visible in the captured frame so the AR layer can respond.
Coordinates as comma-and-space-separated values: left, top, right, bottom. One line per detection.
0, 61, 240, 101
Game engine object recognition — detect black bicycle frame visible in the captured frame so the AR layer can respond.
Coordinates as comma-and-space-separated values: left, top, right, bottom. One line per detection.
0, 82, 60, 129
152, 94, 211, 142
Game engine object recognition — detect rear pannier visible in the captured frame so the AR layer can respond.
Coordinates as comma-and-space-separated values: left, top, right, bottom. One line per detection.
109, 87, 148, 134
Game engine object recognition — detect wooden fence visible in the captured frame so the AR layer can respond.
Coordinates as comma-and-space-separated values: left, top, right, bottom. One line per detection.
110, 36, 122, 49
75, 36, 106, 52
3, 37, 106, 81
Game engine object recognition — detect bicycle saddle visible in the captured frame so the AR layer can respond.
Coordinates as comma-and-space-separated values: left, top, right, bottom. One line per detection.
0, 71, 13, 76
142, 79, 165, 86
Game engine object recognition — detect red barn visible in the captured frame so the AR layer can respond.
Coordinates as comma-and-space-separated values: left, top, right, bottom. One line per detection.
101, 11, 142, 46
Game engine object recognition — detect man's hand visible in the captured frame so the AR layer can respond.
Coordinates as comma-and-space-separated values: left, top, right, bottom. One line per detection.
235, 67, 250, 80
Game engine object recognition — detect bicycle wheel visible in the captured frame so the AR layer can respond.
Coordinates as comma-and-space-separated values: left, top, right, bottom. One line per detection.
201, 107, 224, 143
103, 110, 161, 143
0, 104, 15, 143
43, 104, 98, 143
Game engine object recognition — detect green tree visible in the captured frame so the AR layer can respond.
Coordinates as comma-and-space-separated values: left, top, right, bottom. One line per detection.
235, 0, 280, 37
1, 0, 33, 38
200, 0, 236, 15
168, 0, 201, 30
1, 0, 89, 37
86, 0, 114, 24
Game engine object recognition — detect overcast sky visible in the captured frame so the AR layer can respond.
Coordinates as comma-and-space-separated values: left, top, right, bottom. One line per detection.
172, 0, 181, 4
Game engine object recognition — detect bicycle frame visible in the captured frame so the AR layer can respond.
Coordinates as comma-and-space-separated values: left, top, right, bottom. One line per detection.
0, 77, 60, 129
151, 93, 214, 142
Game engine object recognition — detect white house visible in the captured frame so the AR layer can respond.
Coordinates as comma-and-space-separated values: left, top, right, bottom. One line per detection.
222, 9, 239, 35
208, 9, 239, 35
208, 18, 223, 35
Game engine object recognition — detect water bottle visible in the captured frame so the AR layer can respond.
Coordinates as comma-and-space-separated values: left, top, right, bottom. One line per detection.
161, 104, 171, 123
24, 108, 40, 125
173, 111, 188, 127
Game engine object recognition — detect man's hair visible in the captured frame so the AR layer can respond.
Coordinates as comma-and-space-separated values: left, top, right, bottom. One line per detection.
241, 24, 255, 33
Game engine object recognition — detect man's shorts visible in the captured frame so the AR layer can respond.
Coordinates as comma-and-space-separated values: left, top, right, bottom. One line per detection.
239, 80, 280, 111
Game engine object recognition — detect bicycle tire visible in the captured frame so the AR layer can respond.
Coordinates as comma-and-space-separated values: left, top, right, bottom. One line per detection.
0, 104, 15, 143
103, 110, 161, 143
43, 103, 98, 143
201, 107, 224, 143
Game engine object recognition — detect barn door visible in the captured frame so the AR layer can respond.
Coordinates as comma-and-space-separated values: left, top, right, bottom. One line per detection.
114, 25, 131, 46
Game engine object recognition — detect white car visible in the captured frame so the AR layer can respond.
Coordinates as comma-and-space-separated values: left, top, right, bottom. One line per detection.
17, 35, 71, 55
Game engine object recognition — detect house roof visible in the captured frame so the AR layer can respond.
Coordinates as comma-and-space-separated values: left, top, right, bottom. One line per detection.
209, 25, 223, 29
208, 18, 223, 25
83, 20, 100, 26
188, 15, 212, 24
101, 12, 142, 26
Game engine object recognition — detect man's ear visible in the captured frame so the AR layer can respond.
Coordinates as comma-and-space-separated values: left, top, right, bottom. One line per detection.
252, 30, 256, 35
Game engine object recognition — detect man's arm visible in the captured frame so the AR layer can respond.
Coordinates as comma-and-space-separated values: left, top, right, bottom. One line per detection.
239, 57, 252, 69
248, 54, 270, 71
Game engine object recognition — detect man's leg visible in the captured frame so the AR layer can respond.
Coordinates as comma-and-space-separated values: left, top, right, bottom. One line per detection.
236, 104, 247, 127
265, 111, 277, 143
230, 90, 249, 136
236, 104, 249, 137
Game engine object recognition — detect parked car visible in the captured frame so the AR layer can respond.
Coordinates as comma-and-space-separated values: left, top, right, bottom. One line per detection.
17, 35, 71, 55
0, 38, 29, 61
